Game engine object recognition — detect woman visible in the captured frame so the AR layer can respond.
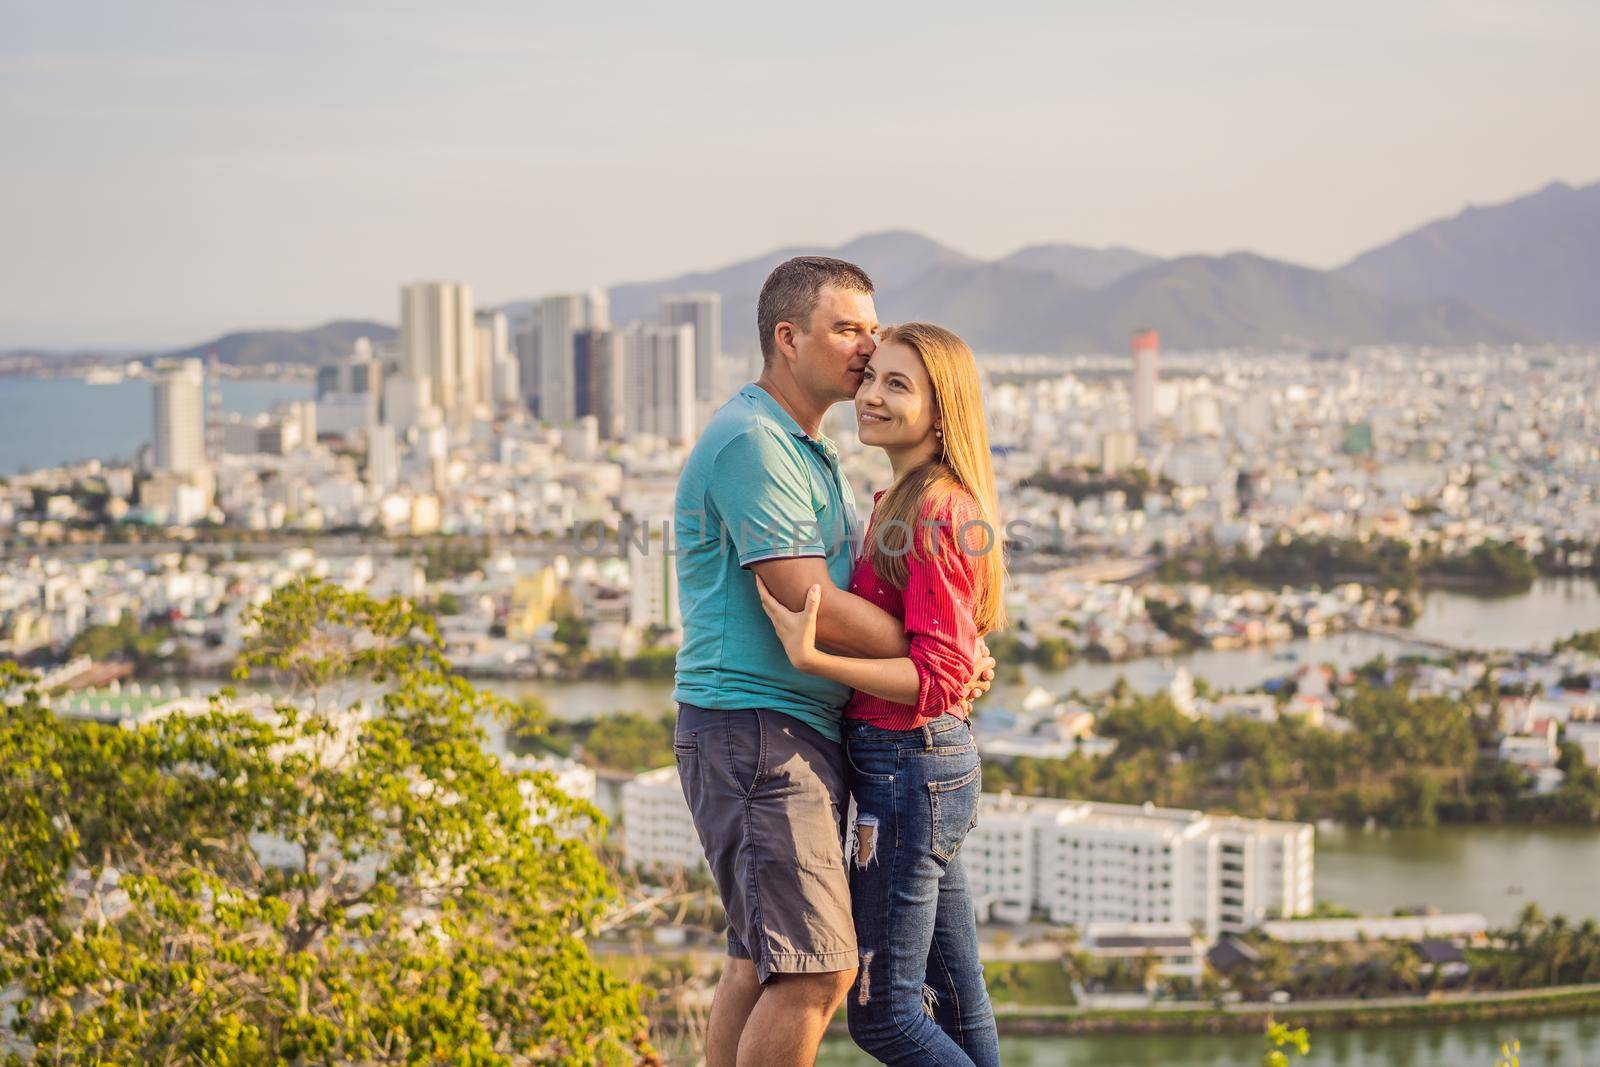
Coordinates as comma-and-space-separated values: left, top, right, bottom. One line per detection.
755, 322, 1005, 1067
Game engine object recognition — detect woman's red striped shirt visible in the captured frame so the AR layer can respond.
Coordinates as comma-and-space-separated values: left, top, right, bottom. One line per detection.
843, 487, 987, 731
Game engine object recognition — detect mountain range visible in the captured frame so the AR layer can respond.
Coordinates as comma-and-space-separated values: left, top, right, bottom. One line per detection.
37, 177, 1596, 363
1338, 180, 1600, 341
158, 320, 398, 369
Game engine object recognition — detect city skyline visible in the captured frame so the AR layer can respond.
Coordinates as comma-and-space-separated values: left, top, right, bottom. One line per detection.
5, 1, 1599, 347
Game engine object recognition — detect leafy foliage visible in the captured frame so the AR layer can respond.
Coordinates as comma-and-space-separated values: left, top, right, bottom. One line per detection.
1262, 1022, 1310, 1067
66, 613, 179, 671
980, 666, 1600, 827
1475, 904, 1600, 989
1161, 534, 1539, 593
1554, 628, 1600, 656
510, 711, 676, 776
984, 682, 1476, 825
420, 540, 487, 581
1, 578, 654, 1065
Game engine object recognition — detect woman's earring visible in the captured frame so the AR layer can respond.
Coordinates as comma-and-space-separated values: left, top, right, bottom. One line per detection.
935, 428, 943, 439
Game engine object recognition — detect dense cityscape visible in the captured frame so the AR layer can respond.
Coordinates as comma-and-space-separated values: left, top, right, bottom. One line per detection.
4, 269, 1600, 1063
7, 0, 1600, 1058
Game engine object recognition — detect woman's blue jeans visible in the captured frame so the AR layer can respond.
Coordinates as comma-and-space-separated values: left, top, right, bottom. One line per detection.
843, 714, 1000, 1067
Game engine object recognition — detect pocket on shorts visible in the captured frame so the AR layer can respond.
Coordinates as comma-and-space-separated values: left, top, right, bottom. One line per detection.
673, 731, 700, 795
725, 709, 768, 798
927, 760, 982, 864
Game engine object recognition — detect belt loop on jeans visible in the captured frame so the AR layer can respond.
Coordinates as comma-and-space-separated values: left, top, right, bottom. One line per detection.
922, 722, 934, 749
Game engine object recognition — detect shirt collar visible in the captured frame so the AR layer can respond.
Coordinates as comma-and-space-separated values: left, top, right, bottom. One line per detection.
742, 383, 837, 458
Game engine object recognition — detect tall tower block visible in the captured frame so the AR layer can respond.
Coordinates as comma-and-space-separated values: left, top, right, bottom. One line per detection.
1131, 328, 1160, 437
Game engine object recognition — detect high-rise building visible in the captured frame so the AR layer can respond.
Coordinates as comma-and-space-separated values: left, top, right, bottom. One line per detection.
628, 513, 680, 633
316, 338, 382, 437
585, 287, 611, 331
513, 309, 540, 416
381, 375, 435, 431
535, 294, 585, 424
493, 352, 520, 414
1131, 328, 1160, 436
152, 359, 207, 474
366, 423, 399, 492
473, 310, 510, 413
318, 336, 383, 398
400, 282, 476, 425
661, 292, 720, 403
621, 323, 695, 444
575, 328, 625, 440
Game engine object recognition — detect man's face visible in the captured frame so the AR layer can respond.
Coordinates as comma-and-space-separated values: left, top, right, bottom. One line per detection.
788, 285, 879, 403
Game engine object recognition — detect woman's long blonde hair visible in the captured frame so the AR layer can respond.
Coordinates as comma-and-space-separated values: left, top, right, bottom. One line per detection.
867, 322, 1007, 634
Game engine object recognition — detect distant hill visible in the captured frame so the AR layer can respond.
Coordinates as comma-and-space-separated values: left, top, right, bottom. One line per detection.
878, 252, 1526, 352
875, 260, 1090, 351
139, 176, 1600, 363
1340, 180, 1600, 340
995, 243, 1159, 289
555, 230, 977, 350
566, 233, 1528, 353
158, 320, 396, 368
1058, 253, 1528, 351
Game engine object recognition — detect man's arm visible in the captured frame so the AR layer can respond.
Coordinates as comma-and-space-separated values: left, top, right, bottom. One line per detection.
749, 556, 908, 659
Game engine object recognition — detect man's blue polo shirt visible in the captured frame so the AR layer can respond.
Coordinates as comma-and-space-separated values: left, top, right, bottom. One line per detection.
673, 383, 860, 742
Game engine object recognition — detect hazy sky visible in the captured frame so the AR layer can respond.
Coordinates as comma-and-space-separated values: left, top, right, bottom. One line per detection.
4, 0, 1598, 348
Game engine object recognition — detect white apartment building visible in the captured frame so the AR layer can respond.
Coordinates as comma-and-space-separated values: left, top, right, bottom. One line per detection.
152, 358, 207, 474
400, 281, 476, 426
619, 775, 1313, 937
627, 514, 680, 633
963, 794, 1313, 939
366, 423, 399, 492
621, 766, 703, 874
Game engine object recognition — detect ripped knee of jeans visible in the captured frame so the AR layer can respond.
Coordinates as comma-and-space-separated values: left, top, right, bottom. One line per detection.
857, 948, 875, 1005
852, 812, 880, 869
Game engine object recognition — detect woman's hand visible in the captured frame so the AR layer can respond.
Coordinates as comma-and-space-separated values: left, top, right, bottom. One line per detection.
754, 575, 821, 672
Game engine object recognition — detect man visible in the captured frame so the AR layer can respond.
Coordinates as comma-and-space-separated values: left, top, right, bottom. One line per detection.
672, 256, 995, 1066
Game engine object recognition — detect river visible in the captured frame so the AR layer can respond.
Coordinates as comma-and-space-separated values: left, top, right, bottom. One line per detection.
1315, 823, 1600, 927
816, 1013, 1600, 1065
485, 576, 1600, 717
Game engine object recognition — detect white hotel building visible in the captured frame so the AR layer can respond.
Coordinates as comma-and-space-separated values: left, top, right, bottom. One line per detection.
621, 769, 1313, 938
964, 794, 1313, 938
621, 766, 707, 874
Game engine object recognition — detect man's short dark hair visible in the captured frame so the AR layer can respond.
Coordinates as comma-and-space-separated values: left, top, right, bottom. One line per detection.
757, 256, 874, 366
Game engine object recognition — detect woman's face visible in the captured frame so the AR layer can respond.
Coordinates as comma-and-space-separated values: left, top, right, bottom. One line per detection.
855, 340, 938, 450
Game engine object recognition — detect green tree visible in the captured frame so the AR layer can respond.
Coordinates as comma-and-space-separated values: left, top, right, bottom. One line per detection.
0, 579, 654, 1065
582, 712, 676, 774
66, 612, 178, 671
